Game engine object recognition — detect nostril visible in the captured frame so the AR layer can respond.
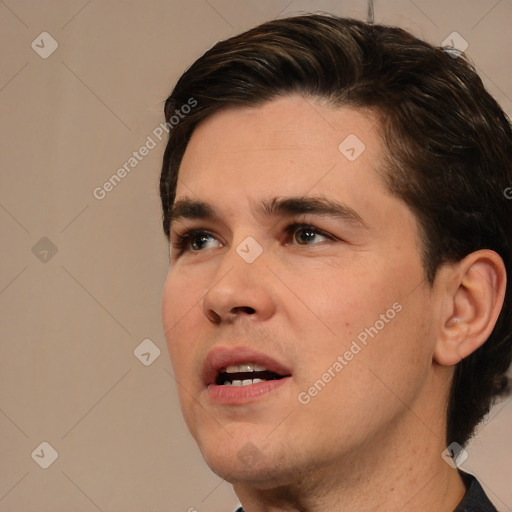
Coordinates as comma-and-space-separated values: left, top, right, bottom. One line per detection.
206, 310, 222, 323
231, 306, 256, 315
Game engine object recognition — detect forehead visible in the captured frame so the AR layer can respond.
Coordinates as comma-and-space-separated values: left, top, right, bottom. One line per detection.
175, 95, 391, 219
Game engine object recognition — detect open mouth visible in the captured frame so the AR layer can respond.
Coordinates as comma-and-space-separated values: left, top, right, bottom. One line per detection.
216, 363, 288, 386
204, 348, 293, 404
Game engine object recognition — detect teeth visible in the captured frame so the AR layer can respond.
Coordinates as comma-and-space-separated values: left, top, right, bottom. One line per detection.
224, 362, 268, 373
223, 378, 266, 386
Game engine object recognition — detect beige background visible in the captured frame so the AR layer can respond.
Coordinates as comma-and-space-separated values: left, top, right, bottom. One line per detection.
0, 0, 511, 511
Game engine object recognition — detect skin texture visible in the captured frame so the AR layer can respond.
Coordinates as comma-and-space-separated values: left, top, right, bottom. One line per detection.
161, 95, 506, 511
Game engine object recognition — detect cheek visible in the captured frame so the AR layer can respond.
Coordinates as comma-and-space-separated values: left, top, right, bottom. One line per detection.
285, 255, 396, 340
162, 265, 205, 321
295, 295, 433, 444
345, 287, 434, 409
292, 251, 431, 388
161, 269, 203, 369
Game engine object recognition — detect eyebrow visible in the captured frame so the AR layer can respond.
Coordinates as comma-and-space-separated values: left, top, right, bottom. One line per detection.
169, 199, 219, 225
261, 197, 368, 228
169, 196, 369, 229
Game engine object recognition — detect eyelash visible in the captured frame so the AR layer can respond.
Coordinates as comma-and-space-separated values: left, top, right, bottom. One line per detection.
171, 229, 214, 254
171, 223, 336, 255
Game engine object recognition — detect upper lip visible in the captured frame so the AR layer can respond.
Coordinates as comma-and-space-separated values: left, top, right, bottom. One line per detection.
202, 346, 292, 386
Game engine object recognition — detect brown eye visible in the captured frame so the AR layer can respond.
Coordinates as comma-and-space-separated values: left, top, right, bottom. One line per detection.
292, 226, 330, 245
190, 233, 215, 251
172, 230, 222, 254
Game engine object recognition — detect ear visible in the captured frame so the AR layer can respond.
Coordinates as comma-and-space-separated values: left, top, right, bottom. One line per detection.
433, 250, 507, 366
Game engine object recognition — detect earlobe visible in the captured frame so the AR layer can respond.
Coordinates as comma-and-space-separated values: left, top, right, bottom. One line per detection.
433, 250, 506, 367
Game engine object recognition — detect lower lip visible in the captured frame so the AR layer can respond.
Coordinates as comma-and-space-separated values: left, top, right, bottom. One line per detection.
206, 377, 291, 405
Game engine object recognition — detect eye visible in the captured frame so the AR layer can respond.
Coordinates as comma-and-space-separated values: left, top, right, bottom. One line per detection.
172, 229, 222, 253
289, 225, 332, 245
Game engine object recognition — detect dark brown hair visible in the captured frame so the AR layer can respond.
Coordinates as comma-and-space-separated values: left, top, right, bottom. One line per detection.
160, 14, 512, 446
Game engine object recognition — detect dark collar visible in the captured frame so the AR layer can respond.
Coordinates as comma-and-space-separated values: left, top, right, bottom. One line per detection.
454, 471, 497, 511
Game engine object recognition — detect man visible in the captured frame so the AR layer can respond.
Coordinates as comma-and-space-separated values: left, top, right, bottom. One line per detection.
160, 14, 511, 511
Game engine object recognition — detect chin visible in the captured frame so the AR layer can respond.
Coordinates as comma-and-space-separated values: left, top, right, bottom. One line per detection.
206, 457, 297, 489
199, 439, 265, 478
198, 435, 301, 489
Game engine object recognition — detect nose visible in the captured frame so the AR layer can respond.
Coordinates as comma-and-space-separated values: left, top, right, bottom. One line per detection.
202, 247, 276, 324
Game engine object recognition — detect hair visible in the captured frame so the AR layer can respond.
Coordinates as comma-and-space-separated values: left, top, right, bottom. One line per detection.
160, 14, 512, 447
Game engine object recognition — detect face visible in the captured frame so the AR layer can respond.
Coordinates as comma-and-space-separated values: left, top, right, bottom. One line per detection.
162, 95, 438, 487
